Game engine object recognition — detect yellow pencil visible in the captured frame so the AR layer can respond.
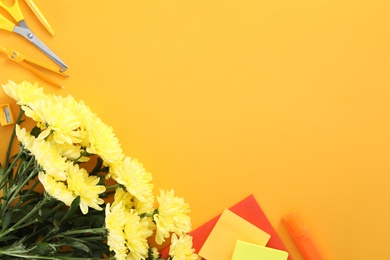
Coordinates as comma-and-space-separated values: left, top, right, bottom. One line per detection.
24, 0, 55, 35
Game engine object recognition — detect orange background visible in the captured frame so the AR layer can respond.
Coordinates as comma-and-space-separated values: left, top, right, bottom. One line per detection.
1, 0, 390, 259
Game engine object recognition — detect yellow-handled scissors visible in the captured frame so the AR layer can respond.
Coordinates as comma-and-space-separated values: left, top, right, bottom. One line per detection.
0, 0, 67, 71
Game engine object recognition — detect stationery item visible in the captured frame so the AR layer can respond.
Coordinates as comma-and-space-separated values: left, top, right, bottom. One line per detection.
0, 104, 15, 126
160, 195, 291, 259
0, 47, 68, 89
198, 208, 271, 260
0, 0, 67, 71
232, 240, 289, 260
24, 0, 55, 35
283, 209, 324, 260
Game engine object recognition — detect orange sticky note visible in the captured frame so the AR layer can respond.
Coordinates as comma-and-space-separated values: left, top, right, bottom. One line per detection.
232, 240, 289, 260
198, 209, 271, 260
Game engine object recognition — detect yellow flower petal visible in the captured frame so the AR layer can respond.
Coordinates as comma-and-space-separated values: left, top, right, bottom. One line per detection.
2, 80, 44, 105
110, 157, 154, 204
38, 171, 75, 206
67, 164, 105, 214
169, 234, 200, 260
31, 139, 68, 181
85, 116, 124, 166
154, 189, 192, 245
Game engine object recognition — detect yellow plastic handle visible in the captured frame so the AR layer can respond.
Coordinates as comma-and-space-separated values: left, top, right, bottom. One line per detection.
0, 46, 8, 54
0, 0, 24, 23
0, 15, 15, 32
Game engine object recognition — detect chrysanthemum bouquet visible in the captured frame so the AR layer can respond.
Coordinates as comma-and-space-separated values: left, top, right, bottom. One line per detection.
0, 81, 200, 260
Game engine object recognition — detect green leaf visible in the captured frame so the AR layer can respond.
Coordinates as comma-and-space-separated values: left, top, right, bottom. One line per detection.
61, 196, 81, 224
61, 228, 105, 236
0, 234, 19, 242
89, 157, 103, 175
1, 211, 11, 231
90, 214, 105, 228
32, 242, 57, 255
30, 126, 41, 138
61, 238, 91, 253
18, 190, 41, 204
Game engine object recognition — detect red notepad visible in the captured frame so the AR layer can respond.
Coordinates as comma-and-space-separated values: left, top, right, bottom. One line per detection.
160, 194, 292, 259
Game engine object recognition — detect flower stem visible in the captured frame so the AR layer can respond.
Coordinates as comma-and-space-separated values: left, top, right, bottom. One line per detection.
4, 109, 24, 171
44, 227, 106, 242
60, 227, 106, 236
0, 254, 54, 259
0, 167, 39, 218
0, 150, 24, 193
105, 184, 120, 192
0, 195, 49, 239
13, 177, 41, 208
0, 250, 102, 260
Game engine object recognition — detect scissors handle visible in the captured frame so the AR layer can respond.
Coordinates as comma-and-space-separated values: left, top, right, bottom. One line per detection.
0, 0, 24, 23
0, 14, 15, 32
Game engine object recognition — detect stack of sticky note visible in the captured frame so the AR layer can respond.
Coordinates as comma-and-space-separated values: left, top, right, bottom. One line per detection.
198, 208, 289, 260
159, 195, 291, 259
231, 240, 288, 260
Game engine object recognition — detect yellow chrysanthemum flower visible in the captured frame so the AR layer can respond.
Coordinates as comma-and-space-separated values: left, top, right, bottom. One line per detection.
169, 234, 200, 260
112, 187, 135, 210
23, 96, 82, 145
111, 187, 156, 231
149, 247, 160, 259
38, 171, 75, 206
67, 164, 105, 214
51, 141, 89, 163
154, 189, 192, 245
30, 138, 68, 181
72, 101, 97, 147
85, 115, 124, 166
123, 209, 153, 260
106, 196, 154, 260
15, 125, 35, 151
105, 202, 128, 259
134, 195, 155, 216
2, 80, 44, 105
49, 95, 88, 144
110, 157, 154, 204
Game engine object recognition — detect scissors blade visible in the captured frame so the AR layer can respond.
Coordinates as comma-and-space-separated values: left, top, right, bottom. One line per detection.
13, 24, 68, 71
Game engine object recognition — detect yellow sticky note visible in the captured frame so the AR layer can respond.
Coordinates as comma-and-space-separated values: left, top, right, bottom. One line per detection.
232, 240, 289, 260
199, 209, 271, 260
